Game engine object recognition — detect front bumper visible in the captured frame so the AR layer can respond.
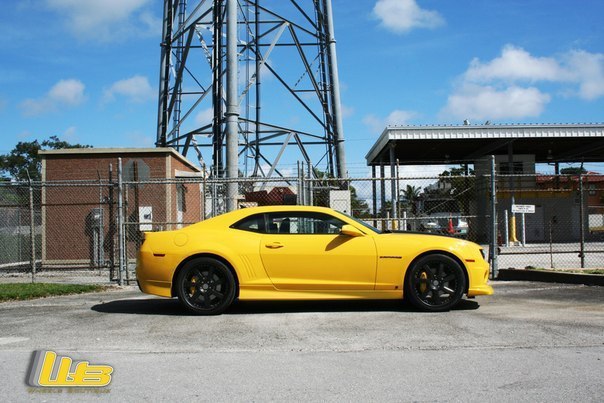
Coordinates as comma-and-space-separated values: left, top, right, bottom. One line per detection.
466, 259, 494, 296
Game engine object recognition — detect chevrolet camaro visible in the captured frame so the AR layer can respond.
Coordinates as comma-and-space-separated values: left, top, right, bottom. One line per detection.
136, 205, 493, 314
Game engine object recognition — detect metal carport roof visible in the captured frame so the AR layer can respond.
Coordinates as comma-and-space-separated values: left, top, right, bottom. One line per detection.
366, 123, 604, 165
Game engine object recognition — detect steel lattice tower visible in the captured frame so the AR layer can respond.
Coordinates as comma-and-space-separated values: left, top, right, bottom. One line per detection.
156, 0, 347, 184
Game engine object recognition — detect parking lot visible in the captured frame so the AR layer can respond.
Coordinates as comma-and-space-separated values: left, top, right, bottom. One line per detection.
0, 281, 602, 401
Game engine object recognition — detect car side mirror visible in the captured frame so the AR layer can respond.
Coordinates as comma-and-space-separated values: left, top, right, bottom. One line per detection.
340, 224, 364, 237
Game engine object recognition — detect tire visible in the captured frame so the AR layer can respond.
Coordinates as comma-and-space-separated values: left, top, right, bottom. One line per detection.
175, 257, 236, 315
404, 254, 466, 312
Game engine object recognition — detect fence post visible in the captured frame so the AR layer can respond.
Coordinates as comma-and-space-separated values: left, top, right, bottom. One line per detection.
117, 158, 126, 286
297, 161, 304, 205
28, 178, 36, 284
108, 163, 115, 280
579, 173, 585, 268
202, 164, 207, 220
489, 155, 498, 279
307, 163, 313, 206
504, 209, 509, 247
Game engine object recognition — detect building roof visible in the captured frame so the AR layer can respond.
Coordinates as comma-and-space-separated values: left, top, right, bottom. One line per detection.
366, 123, 604, 166
536, 172, 604, 184
39, 147, 201, 172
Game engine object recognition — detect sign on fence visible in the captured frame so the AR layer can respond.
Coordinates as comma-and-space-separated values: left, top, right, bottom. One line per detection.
512, 204, 535, 214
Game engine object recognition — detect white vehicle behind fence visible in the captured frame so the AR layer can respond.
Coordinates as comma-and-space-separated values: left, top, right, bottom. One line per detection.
420, 213, 468, 237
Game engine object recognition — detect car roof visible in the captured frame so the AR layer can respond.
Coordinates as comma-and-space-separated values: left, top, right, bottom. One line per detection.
186, 205, 344, 229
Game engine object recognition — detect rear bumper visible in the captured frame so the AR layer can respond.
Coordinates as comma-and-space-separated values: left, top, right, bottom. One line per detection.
136, 248, 175, 298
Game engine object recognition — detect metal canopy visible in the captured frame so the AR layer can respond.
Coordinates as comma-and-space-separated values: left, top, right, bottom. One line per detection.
366, 124, 604, 165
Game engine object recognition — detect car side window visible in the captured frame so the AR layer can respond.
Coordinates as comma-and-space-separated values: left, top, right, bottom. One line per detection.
231, 214, 265, 233
266, 212, 345, 235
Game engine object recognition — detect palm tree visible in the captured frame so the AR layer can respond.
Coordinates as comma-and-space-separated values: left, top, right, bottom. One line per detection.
401, 185, 421, 215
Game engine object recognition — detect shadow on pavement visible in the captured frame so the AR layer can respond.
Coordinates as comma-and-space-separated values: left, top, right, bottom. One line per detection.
91, 297, 479, 316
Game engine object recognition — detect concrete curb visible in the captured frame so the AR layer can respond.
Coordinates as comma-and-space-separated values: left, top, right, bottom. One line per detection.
497, 269, 604, 286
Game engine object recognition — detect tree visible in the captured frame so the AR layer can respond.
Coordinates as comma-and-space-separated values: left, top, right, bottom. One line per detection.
560, 167, 587, 175
0, 136, 91, 181
309, 168, 370, 218
422, 167, 475, 215
350, 185, 370, 218
400, 184, 421, 215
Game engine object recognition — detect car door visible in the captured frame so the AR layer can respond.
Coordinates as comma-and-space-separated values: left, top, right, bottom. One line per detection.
259, 212, 377, 290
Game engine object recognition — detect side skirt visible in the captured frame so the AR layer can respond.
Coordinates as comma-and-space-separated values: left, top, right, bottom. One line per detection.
239, 286, 403, 301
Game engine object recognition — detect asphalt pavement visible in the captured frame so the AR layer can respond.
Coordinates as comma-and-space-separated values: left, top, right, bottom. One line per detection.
0, 281, 602, 402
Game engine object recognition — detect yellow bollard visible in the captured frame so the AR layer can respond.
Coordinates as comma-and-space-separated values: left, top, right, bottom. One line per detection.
509, 214, 519, 243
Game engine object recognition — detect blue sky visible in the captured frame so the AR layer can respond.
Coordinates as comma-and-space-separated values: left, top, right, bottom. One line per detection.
2, 0, 604, 175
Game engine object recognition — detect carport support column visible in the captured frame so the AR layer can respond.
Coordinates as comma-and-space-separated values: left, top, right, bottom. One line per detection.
389, 144, 397, 225
371, 165, 377, 228
380, 163, 386, 231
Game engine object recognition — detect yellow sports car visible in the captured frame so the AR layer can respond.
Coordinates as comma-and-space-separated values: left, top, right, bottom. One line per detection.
136, 205, 493, 314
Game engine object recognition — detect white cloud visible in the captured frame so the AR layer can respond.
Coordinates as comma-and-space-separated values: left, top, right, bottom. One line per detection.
465, 45, 569, 83
465, 45, 604, 98
195, 108, 215, 127
385, 109, 417, 126
103, 75, 154, 103
442, 84, 551, 121
46, 0, 158, 42
362, 115, 385, 135
398, 165, 447, 177
48, 79, 87, 105
565, 50, 604, 100
126, 131, 154, 148
17, 130, 32, 140
20, 79, 86, 116
341, 104, 355, 119
442, 45, 604, 121
373, 0, 444, 34
59, 126, 81, 143
363, 109, 417, 134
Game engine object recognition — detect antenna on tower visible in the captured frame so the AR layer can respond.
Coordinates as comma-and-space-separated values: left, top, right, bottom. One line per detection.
156, 0, 347, 181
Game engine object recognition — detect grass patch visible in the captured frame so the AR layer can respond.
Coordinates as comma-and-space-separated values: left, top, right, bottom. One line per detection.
0, 283, 106, 302
525, 266, 604, 275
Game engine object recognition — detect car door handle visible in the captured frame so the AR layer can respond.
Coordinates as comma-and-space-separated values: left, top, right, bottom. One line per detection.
265, 242, 284, 249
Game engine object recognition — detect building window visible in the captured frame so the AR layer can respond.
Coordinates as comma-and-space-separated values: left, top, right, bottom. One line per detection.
499, 162, 524, 175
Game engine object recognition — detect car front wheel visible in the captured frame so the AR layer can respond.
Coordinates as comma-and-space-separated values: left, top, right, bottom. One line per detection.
404, 254, 466, 312
176, 257, 236, 315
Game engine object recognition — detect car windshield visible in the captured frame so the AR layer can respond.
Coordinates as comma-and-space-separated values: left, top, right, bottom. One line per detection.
338, 212, 382, 234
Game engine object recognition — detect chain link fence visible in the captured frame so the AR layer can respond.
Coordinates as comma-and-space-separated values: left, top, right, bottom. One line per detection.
495, 173, 604, 271
1, 162, 602, 285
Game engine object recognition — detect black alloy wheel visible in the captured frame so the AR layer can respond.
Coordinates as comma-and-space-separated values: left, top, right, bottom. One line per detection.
176, 257, 236, 315
404, 254, 466, 312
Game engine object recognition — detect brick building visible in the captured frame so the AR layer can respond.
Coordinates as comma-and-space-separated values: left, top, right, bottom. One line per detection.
536, 172, 604, 206
39, 148, 202, 268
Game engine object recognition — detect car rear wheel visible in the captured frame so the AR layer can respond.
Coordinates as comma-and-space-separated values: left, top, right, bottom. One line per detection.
176, 257, 236, 315
404, 254, 466, 312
